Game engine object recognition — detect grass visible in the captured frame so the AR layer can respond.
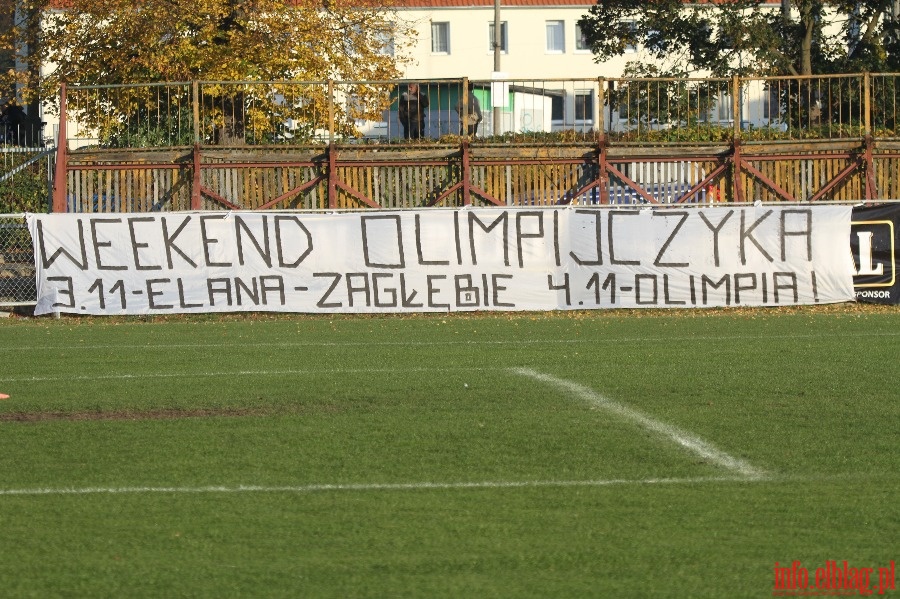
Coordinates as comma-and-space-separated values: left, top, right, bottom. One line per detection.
0, 305, 897, 598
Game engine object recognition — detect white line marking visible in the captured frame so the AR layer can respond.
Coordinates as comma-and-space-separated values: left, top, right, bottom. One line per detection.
0, 331, 895, 352
0, 366, 489, 383
512, 367, 765, 480
0, 476, 764, 497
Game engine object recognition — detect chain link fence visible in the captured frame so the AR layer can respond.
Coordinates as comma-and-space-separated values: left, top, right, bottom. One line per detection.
0, 215, 35, 307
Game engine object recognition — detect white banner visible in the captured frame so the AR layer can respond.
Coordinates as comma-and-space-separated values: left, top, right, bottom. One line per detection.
27, 206, 855, 316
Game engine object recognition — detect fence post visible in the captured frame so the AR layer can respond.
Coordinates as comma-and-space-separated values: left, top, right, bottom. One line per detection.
191, 144, 202, 210
461, 77, 469, 138
730, 76, 745, 204
51, 83, 68, 213
462, 140, 471, 205
327, 143, 337, 209
192, 80, 200, 144
732, 75, 741, 141
598, 136, 609, 205
863, 71, 871, 136
328, 80, 335, 145
597, 77, 605, 141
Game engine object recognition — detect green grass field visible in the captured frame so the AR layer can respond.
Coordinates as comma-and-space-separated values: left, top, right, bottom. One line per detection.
0, 305, 897, 598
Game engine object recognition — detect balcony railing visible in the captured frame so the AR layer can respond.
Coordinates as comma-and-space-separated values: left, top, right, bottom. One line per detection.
53, 73, 900, 150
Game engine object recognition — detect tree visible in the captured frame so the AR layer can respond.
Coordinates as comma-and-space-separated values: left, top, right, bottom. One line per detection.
0, 0, 415, 144
577, 0, 900, 78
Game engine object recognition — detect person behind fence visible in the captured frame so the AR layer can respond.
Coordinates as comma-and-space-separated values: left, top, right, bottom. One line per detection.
455, 83, 483, 136
0, 99, 42, 146
0, 99, 27, 145
398, 83, 428, 139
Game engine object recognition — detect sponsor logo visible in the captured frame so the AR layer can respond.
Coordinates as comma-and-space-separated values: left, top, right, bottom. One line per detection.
851, 220, 895, 288
774, 560, 896, 596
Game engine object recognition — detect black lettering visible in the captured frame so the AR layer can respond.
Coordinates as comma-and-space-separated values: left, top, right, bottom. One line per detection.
455, 274, 480, 307
415, 214, 449, 265
259, 275, 285, 305
663, 274, 685, 305
314, 272, 342, 308
235, 277, 260, 305
609, 210, 640, 265
38, 220, 88, 270
373, 273, 398, 307
48, 276, 75, 308
635, 274, 658, 305
361, 214, 404, 269
740, 209, 774, 265
481, 274, 491, 307
109, 280, 126, 310
346, 273, 372, 307
468, 211, 509, 266
454, 210, 463, 265
552, 210, 561, 267
516, 211, 544, 268
274, 216, 313, 268
733, 273, 758, 304
781, 209, 813, 261
400, 274, 423, 308
570, 209, 603, 266
701, 274, 731, 305
208, 278, 234, 306
128, 216, 161, 270
177, 278, 203, 308
653, 211, 689, 267
235, 215, 272, 268
548, 273, 571, 306
162, 216, 197, 269
200, 214, 231, 267
146, 278, 174, 309
492, 274, 514, 307
90, 218, 127, 270
427, 275, 450, 309
698, 210, 733, 267
773, 271, 799, 303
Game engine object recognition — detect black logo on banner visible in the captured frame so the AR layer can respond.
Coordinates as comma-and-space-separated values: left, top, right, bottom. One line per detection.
851, 219, 895, 303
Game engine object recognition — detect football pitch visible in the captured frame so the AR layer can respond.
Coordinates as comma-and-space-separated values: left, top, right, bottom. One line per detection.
0, 305, 897, 597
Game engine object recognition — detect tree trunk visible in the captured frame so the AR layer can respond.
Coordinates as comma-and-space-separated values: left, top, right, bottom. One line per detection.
799, 1, 815, 76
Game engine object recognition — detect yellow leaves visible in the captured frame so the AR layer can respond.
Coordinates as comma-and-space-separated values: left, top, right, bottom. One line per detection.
13, 0, 412, 97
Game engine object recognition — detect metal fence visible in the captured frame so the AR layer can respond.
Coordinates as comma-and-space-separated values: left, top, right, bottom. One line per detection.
56, 73, 900, 149
0, 215, 34, 307
1, 145, 55, 213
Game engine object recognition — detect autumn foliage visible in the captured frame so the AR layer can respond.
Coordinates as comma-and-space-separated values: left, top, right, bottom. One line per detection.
1, 0, 414, 142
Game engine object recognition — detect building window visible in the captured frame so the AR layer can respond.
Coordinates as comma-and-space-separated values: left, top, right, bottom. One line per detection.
546, 21, 564, 53
551, 96, 564, 122
623, 21, 637, 53
432, 22, 450, 54
489, 21, 508, 53
376, 30, 395, 57
576, 23, 589, 51
763, 85, 780, 120
717, 91, 734, 122
575, 91, 594, 122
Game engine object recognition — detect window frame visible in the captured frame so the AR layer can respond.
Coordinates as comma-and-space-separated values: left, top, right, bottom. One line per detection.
623, 20, 638, 54
575, 23, 590, 52
546, 20, 565, 54
489, 21, 508, 54
431, 21, 450, 54
574, 90, 594, 124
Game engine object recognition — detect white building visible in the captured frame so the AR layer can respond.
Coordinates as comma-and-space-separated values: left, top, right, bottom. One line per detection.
371, 0, 791, 138
390, 0, 623, 81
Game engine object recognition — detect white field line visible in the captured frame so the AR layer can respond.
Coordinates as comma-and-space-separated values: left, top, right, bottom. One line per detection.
0, 475, 765, 497
0, 331, 897, 353
512, 367, 766, 480
0, 367, 488, 383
